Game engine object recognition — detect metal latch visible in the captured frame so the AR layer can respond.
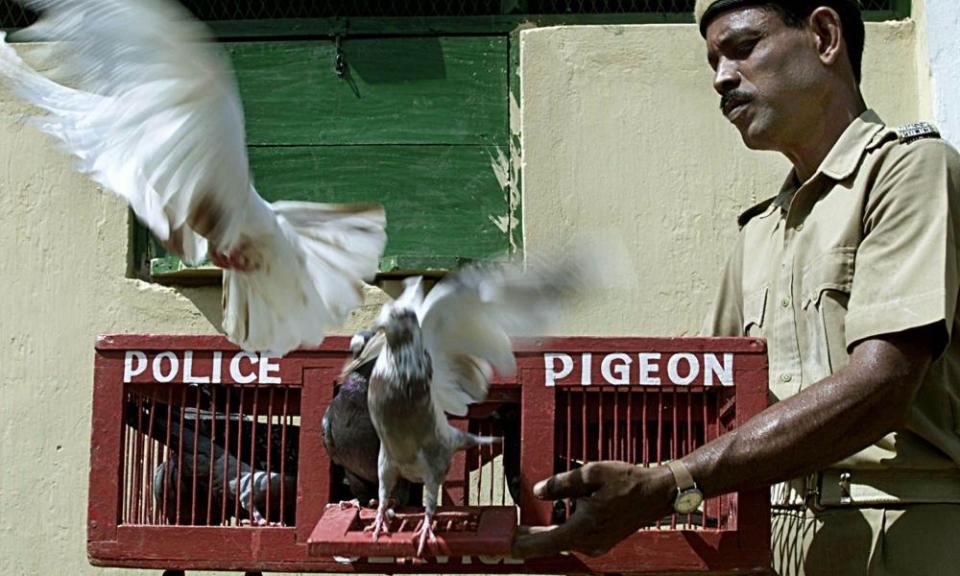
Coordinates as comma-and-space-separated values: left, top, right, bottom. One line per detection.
334, 34, 346, 78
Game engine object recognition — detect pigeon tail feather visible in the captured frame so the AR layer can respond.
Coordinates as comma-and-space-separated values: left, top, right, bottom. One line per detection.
222, 201, 387, 356
455, 430, 501, 451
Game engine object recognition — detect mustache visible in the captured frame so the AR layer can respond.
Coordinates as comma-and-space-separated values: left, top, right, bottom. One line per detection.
720, 91, 751, 113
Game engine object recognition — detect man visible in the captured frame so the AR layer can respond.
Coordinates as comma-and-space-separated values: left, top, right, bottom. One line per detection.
513, 2, 960, 574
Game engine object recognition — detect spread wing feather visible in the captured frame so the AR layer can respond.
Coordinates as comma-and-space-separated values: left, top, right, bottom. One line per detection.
0, 0, 387, 355
417, 254, 593, 417
1, 0, 251, 257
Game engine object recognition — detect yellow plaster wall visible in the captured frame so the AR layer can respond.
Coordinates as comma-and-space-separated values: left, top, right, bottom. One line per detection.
0, 15, 927, 576
521, 21, 923, 337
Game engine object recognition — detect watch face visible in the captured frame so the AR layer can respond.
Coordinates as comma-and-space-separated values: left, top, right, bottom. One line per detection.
675, 490, 703, 514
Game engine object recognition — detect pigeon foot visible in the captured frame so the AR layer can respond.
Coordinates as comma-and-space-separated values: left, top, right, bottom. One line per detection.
210, 241, 258, 272
366, 508, 390, 541
251, 509, 268, 526
415, 514, 437, 556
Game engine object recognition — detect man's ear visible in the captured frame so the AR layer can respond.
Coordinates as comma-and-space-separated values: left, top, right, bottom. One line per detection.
809, 6, 844, 68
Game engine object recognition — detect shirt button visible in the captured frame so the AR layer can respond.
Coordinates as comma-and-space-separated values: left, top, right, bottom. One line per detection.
780, 373, 793, 383
796, 223, 804, 232
781, 297, 791, 308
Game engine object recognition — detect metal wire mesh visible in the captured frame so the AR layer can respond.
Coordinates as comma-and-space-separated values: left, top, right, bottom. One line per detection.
1, 1, 902, 29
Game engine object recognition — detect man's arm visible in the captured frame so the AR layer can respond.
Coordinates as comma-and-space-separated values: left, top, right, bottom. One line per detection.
687, 324, 937, 496
512, 324, 939, 558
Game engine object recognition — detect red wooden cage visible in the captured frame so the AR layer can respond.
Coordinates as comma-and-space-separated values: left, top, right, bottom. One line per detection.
88, 334, 769, 574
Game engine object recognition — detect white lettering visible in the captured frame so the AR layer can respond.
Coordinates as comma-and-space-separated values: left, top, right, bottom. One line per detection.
581, 353, 592, 386
638, 353, 661, 385
229, 352, 258, 384
152, 351, 179, 383
601, 353, 632, 385
211, 351, 223, 384
544, 351, 737, 388
705, 353, 734, 386
544, 353, 574, 387
667, 353, 699, 385
182, 351, 209, 384
258, 354, 282, 384
123, 350, 148, 383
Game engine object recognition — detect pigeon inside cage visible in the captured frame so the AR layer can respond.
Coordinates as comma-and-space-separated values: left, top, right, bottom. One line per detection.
120, 381, 739, 532
120, 382, 523, 531
121, 383, 301, 528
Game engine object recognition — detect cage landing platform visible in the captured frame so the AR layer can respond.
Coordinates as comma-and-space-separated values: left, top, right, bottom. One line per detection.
88, 334, 770, 574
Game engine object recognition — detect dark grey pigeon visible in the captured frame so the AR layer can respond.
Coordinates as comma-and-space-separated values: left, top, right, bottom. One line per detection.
128, 401, 296, 526
321, 330, 419, 506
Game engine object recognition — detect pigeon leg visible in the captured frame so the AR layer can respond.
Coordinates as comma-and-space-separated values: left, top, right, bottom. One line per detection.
416, 477, 440, 556
369, 447, 398, 542
251, 508, 268, 526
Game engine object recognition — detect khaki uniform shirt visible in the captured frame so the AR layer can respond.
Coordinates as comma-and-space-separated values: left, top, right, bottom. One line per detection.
702, 110, 960, 507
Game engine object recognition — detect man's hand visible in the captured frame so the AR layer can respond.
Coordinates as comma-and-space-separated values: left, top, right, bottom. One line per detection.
512, 461, 676, 559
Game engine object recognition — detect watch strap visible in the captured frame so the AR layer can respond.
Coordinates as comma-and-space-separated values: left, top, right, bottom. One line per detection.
667, 460, 696, 491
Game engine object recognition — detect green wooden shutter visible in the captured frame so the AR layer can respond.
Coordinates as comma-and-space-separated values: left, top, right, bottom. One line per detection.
144, 35, 512, 281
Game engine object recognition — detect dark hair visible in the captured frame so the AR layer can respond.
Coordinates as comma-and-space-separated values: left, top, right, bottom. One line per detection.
765, 2, 865, 84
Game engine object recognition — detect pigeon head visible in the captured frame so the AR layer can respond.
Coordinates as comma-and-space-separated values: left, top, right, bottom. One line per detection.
382, 307, 420, 347
374, 276, 426, 348
349, 329, 376, 358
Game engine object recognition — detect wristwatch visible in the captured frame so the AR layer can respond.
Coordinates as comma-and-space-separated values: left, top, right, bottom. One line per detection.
667, 460, 704, 514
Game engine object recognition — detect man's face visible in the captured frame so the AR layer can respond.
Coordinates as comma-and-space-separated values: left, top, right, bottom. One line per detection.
705, 7, 825, 151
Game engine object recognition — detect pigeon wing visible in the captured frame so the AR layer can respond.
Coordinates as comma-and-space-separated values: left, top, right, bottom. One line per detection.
0, 0, 389, 355
418, 254, 591, 417
0, 0, 256, 261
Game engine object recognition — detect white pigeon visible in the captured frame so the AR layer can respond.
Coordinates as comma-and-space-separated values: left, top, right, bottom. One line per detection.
0, 0, 387, 356
365, 253, 595, 555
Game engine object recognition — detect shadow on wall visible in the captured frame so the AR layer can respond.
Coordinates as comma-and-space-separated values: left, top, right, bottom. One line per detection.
178, 286, 224, 329
343, 36, 447, 86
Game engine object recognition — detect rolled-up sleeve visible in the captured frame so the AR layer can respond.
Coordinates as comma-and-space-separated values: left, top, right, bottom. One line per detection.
845, 139, 960, 352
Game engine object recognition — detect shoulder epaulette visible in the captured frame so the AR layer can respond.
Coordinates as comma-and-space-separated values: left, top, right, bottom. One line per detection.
737, 197, 777, 228
895, 122, 940, 144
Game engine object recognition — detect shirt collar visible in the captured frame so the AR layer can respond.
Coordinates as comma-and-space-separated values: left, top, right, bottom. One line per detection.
815, 108, 886, 182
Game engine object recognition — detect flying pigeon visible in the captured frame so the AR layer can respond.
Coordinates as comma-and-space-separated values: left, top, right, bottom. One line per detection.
366, 255, 594, 555
0, 0, 387, 356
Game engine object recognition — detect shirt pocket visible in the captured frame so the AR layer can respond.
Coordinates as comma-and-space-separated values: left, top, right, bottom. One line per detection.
743, 285, 769, 338
801, 248, 856, 376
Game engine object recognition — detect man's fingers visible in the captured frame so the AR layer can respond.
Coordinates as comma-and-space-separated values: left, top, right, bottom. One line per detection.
533, 467, 599, 500
515, 524, 557, 537
512, 523, 577, 559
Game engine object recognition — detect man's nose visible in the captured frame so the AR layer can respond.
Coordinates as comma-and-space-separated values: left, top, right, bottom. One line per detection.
713, 58, 741, 95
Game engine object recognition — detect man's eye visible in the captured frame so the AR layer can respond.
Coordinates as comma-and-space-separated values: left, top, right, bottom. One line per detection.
734, 39, 759, 59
